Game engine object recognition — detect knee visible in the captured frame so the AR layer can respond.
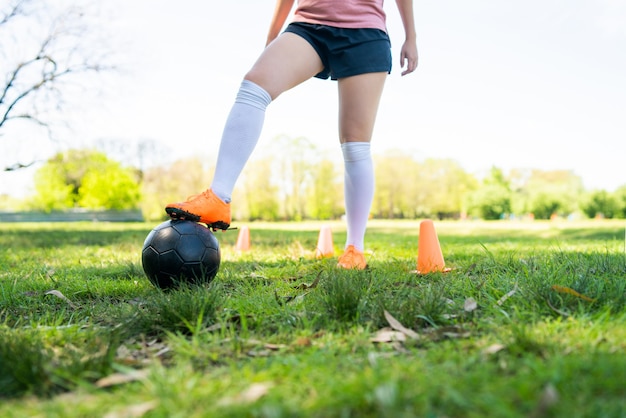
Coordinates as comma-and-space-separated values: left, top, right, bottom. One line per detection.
341, 142, 371, 162
243, 71, 279, 100
236, 79, 272, 110
339, 126, 374, 143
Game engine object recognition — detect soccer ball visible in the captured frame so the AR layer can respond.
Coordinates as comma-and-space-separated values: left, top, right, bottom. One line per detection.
141, 220, 221, 289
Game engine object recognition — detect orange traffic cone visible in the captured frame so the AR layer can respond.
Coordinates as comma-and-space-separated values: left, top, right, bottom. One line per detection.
235, 225, 250, 251
315, 225, 334, 258
416, 220, 450, 274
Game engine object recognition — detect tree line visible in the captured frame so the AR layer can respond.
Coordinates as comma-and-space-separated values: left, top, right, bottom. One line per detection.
2, 138, 625, 222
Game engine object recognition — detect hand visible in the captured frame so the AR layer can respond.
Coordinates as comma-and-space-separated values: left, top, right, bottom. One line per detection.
399, 39, 418, 76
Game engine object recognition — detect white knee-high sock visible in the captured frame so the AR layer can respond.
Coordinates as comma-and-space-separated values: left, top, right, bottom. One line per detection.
341, 142, 374, 252
211, 80, 272, 203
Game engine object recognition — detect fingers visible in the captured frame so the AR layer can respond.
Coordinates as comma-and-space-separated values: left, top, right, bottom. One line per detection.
399, 40, 418, 76
400, 51, 418, 76
401, 59, 417, 76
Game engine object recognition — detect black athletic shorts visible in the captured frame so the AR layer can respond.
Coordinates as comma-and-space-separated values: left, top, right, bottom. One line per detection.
284, 22, 392, 80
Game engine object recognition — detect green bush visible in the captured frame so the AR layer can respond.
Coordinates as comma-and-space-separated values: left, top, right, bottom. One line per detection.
467, 184, 511, 220
30, 149, 141, 211
580, 190, 620, 219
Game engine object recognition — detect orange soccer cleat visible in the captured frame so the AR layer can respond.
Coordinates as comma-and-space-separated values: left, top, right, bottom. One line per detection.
165, 189, 231, 230
337, 245, 368, 270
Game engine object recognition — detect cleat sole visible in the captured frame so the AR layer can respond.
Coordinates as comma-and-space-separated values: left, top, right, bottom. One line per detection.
166, 207, 200, 222
165, 207, 230, 231
207, 221, 230, 231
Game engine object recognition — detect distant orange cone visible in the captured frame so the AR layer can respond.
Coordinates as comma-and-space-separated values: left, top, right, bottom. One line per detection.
416, 220, 450, 274
235, 225, 250, 251
315, 225, 334, 258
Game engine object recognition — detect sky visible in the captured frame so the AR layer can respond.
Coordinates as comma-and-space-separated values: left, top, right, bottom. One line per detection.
2, 0, 625, 197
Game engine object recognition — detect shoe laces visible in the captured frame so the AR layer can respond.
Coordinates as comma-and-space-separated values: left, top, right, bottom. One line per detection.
185, 189, 212, 202
342, 246, 361, 260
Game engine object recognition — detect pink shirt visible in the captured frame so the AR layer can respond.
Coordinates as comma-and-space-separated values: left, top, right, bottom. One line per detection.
292, 0, 387, 32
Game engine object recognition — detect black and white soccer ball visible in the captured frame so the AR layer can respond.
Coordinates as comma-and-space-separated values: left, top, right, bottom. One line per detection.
141, 220, 221, 289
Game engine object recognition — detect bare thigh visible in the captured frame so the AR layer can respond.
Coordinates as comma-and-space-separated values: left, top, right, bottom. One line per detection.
337, 72, 387, 143
245, 33, 324, 100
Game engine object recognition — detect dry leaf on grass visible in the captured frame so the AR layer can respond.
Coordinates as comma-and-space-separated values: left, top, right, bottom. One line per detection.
217, 382, 273, 406
95, 369, 150, 388
383, 310, 419, 340
371, 328, 407, 343
293, 273, 321, 290
248, 272, 268, 280
264, 343, 286, 351
496, 284, 518, 306
293, 336, 312, 347
551, 285, 596, 302
45, 290, 78, 309
464, 297, 478, 312
247, 342, 286, 357
483, 343, 506, 355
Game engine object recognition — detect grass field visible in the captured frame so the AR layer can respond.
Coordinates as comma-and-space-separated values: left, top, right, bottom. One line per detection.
1, 219, 625, 417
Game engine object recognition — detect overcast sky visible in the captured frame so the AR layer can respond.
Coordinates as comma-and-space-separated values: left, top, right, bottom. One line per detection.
2, 0, 625, 197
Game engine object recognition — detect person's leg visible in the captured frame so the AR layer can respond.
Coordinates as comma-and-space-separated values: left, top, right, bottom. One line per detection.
336, 72, 387, 268
166, 33, 323, 228
211, 32, 325, 203
209, 80, 270, 205
245, 32, 325, 100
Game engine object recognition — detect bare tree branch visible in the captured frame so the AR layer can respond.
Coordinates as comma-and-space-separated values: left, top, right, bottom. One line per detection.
0, 0, 24, 26
4, 160, 39, 171
0, 0, 116, 171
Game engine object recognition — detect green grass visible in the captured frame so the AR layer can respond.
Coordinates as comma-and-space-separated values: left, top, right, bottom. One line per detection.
0, 219, 625, 417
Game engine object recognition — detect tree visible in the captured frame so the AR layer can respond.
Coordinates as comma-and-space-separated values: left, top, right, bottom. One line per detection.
420, 158, 477, 219
30, 161, 74, 211
528, 192, 563, 219
94, 137, 171, 182
580, 190, 620, 219
373, 151, 421, 218
78, 165, 141, 210
508, 168, 533, 215
1, 0, 114, 171
266, 135, 317, 220
522, 170, 584, 219
467, 167, 512, 220
373, 154, 476, 219
140, 157, 211, 221
29, 149, 141, 211
238, 158, 279, 221
307, 159, 343, 219
468, 184, 512, 220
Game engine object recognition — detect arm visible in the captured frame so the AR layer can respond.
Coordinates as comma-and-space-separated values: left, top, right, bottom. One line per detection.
395, 0, 418, 76
266, 0, 296, 46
